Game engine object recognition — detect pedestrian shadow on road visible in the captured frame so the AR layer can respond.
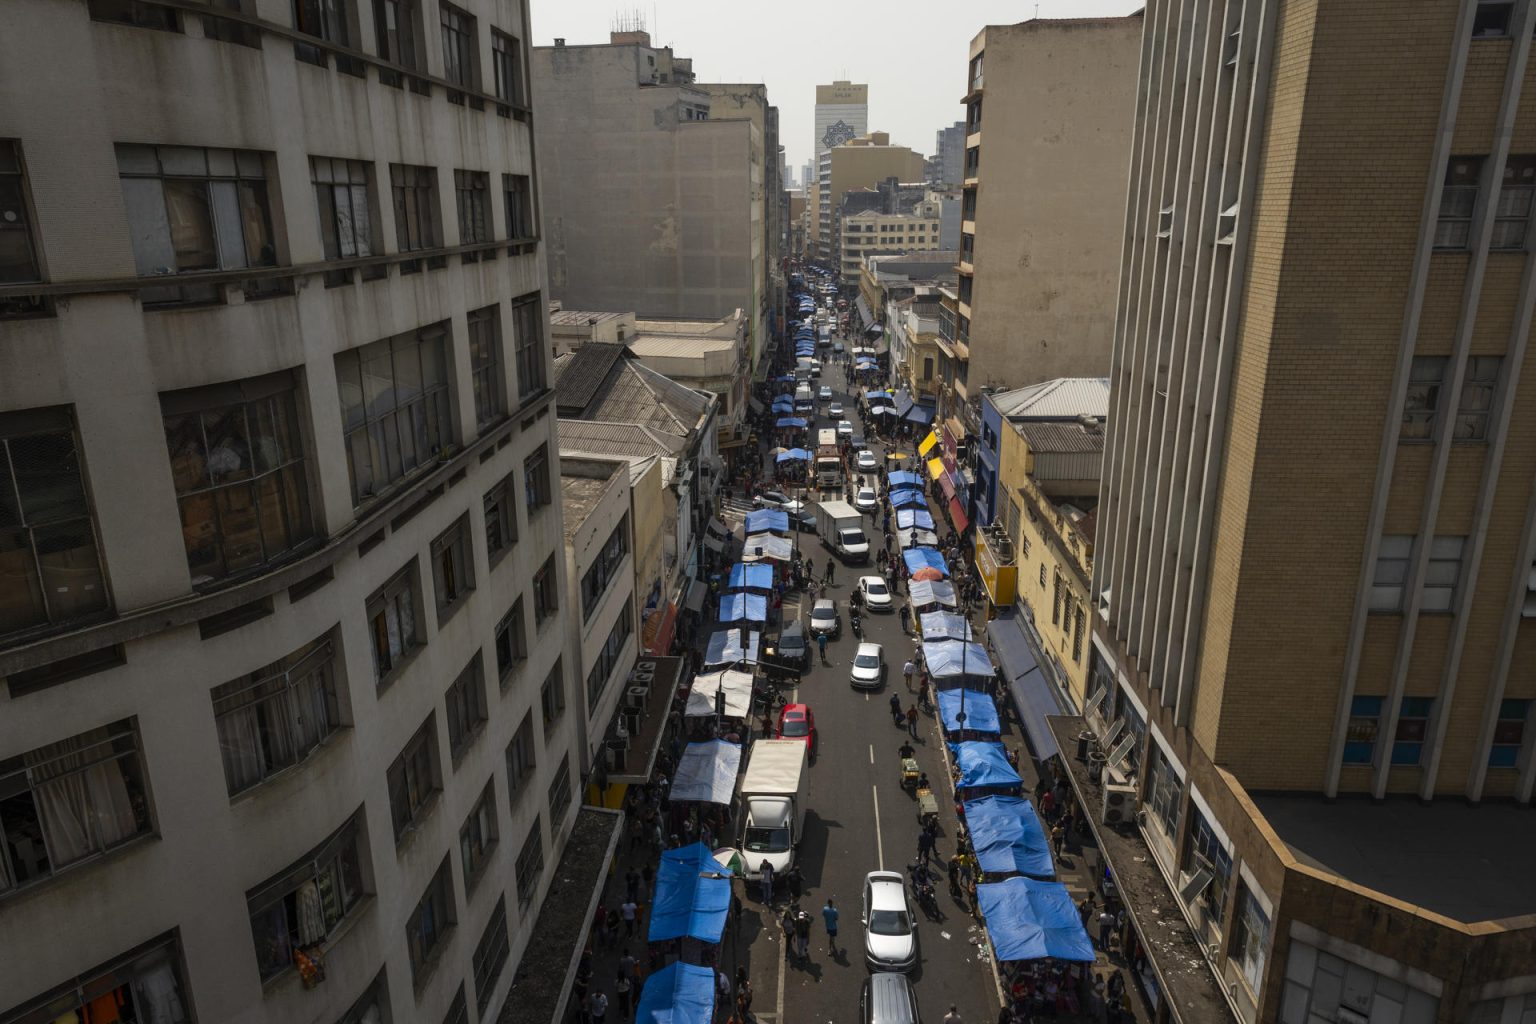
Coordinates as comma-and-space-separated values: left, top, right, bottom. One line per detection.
795, 812, 835, 890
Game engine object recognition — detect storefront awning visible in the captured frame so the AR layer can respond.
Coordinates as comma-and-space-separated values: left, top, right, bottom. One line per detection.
684, 579, 709, 613
990, 609, 1063, 761
948, 495, 970, 533
905, 403, 936, 426
855, 294, 873, 325
926, 457, 946, 481
918, 431, 939, 457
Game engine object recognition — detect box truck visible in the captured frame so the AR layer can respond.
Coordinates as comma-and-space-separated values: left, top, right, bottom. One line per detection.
738, 739, 809, 879
816, 499, 870, 561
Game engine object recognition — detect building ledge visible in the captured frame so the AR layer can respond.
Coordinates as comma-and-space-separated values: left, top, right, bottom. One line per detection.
1046, 715, 1234, 1024
599, 655, 685, 785
500, 807, 625, 1024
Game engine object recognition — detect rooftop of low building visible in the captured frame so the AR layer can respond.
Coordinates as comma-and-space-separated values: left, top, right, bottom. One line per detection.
1016, 419, 1106, 454
553, 344, 712, 436
550, 308, 629, 327
991, 377, 1111, 420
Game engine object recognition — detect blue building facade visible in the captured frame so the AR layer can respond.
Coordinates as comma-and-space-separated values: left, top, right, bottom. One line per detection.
973, 393, 1004, 527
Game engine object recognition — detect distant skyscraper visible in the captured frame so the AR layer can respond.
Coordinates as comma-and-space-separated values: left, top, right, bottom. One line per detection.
934, 121, 965, 186
812, 81, 868, 259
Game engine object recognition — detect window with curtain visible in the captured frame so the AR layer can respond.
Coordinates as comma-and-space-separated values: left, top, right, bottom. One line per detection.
0, 720, 151, 894
446, 655, 488, 761
0, 406, 111, 639
389, 163, 441, 253
388, 713, 441, 839
161, 372, 314, 586
483, 476, 517, 567
368, 563, 421, 684
407, 856, 456, 983
503, 173, 535, 240
245, 810, 366, 980
312, 156, 375, 260
512, 292, 546, 398
212, 631, 340, 795
335, 324, 453, 503
439, 1, 476, 94
1, 934, 192, 1024
467, 304, 504, 426
431, 514, 476, 618
459, 778, 498, 889
491, 29, 525, 110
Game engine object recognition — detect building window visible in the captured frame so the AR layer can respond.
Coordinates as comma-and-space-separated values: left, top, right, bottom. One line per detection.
246, 810, 366, 980
1474, 0, 1514, 37
339, 972, 389, 1024
495, 597, 528, 686
0, 720, 152, 894
1072, 605, 1086, 663
312, 156, 375, 260
431, 516, 476, 618
512, 292, 547, 398
492, 29, 525, 110
1231, 887, 1271, 995
1144, 743, 1181, 841
406, 857, 456, 985
548, 754, 572, 824
445, 656, 488, 761
515, 818, 544, 909
1370, 535, 1413, 612
586, 599, 633, 711
390, 163, 441, 253
1435, 156, 1483, 250
373, 0, 423, 77
455, 169, 491, 259
1038, 563, 1046, 588
507, 713, 535, 800
1180, 804, 1233, 933
541, 660, 567, 733
1490, 699, 1530, 767
1343, 695, 1383, 764
293, 0, 360, 70
443, 987, 469, 1024
533, 554, 558, 626
212, 632, 340, 795
116, 143, 277, 304
86, 0, 181, 30
524, 443, 551, 513
459, 778, 498, 889
468, 304, 505, 427
582, 515, 630, 620
473, 896, 511, 1013
504, 173, 535, 239
0, 407, 110, 639
439, 1, 477, 98
1422, 535, 1466, 612
335, 324, 453, 504
1455, 356, 1501, 441
9, 935, 194, 1023
1492, 155, 1536, 249
367, 564, 421, 684
388, 714, 441, 839
484, 477, 517, 566
1392, 697, 1433, 765
1, 140, 46, 306
1401, 356, 1446, 441
162, 374, 314, 586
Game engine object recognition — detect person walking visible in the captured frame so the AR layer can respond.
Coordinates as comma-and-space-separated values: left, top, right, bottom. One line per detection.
621, 898, 638, 938
1098, 908, 1115, 951
889, 692, 904, 727
817, 631, 828, 664
786, 863, 803, 902
760, 861, 775, 905
918, 677, 931, 711
794, 909, 811, 958
918, 827, 937, 867
780, 906, 796, 958
826, 559, 836, 585
906, 704, 919, 738
1052, 822, 1066, 857
943, 1006, 962, 1024
590, 991, 609, 1024
903, 659, 916, 691
615, 969, 633, 1019
822, 898, 840, 954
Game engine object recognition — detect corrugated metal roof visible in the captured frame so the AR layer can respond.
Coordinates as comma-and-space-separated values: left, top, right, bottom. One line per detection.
992, 377, 1110, 420
554, 344, 626, 414
550, 309, 627, 326
1016, 421, 1105, 454
558, 419, 686, 457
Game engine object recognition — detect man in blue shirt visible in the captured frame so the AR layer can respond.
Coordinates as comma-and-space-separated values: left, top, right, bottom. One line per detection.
822, 898, 839, 955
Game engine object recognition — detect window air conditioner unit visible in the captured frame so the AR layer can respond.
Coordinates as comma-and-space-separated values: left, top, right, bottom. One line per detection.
637, 661, 658, 673
625, 686, 649, 709
632, 669, 655, 685
1101, 782, 1137, 825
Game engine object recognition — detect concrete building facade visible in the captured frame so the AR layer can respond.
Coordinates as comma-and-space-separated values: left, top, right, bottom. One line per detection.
825, 133, 927, 277
960, 17, 1141, 415
531, 34, 769, 376
934, 121, 966, 187
839, 201, 943, 288
811, 80, 868, 261
1073, 2, 1536, 1023
0, 2, 599, 1023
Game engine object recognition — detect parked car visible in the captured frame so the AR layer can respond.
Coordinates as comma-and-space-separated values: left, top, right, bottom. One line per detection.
849, 642, 885, 689
754, 490, 806, 514
856, 450, 879, 472
818, 385, 833, 401
777, 620, 808, 670
859, 576, 893, 612
838, 420, 854, 439
861, 974, 921, 1024
862, 870, 918, 972
809, 598, 841, 639
777, 703, 817, 752
854, 487, 879, 514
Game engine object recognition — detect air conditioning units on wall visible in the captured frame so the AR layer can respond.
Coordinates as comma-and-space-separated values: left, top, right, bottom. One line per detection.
1101, 783, 1137, 825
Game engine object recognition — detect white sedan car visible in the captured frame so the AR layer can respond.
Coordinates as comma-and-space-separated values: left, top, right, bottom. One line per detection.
753, 490, 806, 514
818, 385, 833, 401
854, 487, 879, 514
829, 402, 845, 418
849, 641, 885, 689
863, 870, 918, 972
837, 419, 854, 439
858, 576, 893, 612
856, 449, 879, 472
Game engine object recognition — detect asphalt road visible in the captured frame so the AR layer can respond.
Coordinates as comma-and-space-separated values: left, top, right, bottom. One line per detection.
741, 354, 998, 1024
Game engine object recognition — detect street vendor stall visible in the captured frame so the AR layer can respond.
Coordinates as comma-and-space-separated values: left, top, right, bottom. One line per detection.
648, 842, 733, 944
717, 592, 768, 625
636, 962, 716, 1024
903, 547, 950, 578
954, 740, 1023, 792
896, 527, 940, 551
672, 740, 743, 805
975, 877, 1094, 962
920, 611, 975, 642
937, 689, 1000, 736
923, 640, 994, 687
704, 628, 761, 668
908, 579, 958, 612
964, 795, 1054, 881
895, 508, 936, 532
890, 489, 928, 511
744, 508, 789, 535
740, 533, 793, 563
727, 563, 774, 592
685, 669, 756, 718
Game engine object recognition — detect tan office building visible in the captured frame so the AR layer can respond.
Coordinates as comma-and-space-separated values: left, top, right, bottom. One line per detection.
959, 16, 1141, 410
0, 3, 607, 1023
824, 133, 926, 276
1066, 2, 1536, 1023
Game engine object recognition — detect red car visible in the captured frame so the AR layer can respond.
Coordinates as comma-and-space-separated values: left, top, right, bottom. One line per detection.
777, 703, 817, 753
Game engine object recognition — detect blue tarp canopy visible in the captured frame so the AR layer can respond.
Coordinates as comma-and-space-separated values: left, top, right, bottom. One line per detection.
865, 390, 894, 403
991, 609, 1062, 761
744, 508, 789, 534
896, 508, 935, 531
775, 417, 808, 428
920, 611, 975, 642
728, 563, 774, 591
771, 397, 794, 410
976, 877, 1094, 962
775, 448, 811, 463
906, 403, 937, 426
923, 640, 994, 681
648, 843, 733, 943
856, 358, 878, 367
718, 592, 768, 623
903, 548, 950, 577
774, 374, 796, 382
955, 741, 1023, 790
636, 962, 717, 1024
671, 740, 743, 804
937, 689, 1000, 734
965, 796, 1053, 880
908, 579, 957, 610
891, 490, 927, 510
888, 470, 922, 488
705, 629, 760, 667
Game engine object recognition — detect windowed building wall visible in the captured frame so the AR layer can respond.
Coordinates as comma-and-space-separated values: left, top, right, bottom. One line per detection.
0, 4, 586, 1024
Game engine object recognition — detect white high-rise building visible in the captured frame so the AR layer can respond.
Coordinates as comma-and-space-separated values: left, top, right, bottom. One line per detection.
811, 80, 868, 260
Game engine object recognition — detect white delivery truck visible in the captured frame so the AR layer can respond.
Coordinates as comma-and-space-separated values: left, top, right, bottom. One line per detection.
816, 499, 870, 562
739, 739, 810, 879
817, 428, 838, 448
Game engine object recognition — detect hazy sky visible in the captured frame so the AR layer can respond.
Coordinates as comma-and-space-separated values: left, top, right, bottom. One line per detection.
530, 0, 1144, 175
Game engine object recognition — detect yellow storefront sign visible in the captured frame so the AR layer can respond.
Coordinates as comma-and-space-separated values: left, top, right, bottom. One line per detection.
975, 533, 1017, 605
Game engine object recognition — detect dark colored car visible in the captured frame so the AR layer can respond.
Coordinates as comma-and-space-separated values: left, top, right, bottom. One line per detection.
777, 620, 808, 670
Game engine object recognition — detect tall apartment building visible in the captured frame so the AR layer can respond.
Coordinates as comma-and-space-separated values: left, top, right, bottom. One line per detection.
824, 133, 926, 280
811, 80, 868, 260
933, 121, 966, 187
0, 3, 602, 1024
959, 17, 1140, 427
531, 34, 771, 377
1071, 2, 1536, 1022
839, 198, 944, 288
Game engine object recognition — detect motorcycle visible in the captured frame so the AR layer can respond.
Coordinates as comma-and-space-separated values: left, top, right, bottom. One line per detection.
849, 609, 863, 639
